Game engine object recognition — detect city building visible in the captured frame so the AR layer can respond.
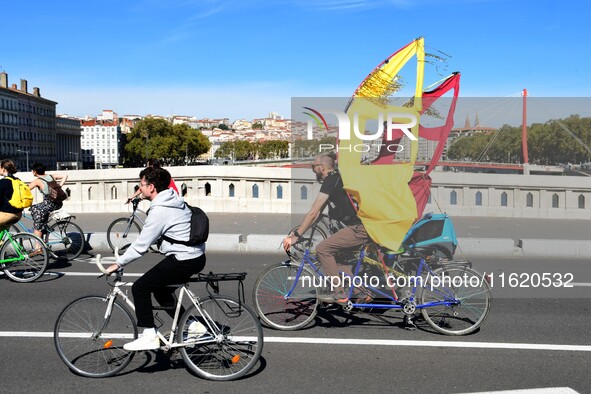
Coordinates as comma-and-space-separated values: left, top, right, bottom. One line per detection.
231, 119, 252, 130
81, 110, 122, 168
119, 115, 141, 134
0, 72, 58, 171
56, 115, 82, 170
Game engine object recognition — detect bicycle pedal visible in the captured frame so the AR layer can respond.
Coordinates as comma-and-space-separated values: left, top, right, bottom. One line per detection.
403, 316, 417, 331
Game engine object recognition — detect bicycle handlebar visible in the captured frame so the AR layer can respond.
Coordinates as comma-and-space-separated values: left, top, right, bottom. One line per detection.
95, 247, 122, 279
95, 254, 107, 275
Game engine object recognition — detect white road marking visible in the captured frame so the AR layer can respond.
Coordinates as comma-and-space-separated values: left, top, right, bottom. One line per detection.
3, 331, 591, 352
261, 337, 591, 352
455, 388, 579, 393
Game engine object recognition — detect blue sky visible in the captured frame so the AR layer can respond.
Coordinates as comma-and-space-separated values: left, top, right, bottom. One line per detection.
2, 0, 589, 121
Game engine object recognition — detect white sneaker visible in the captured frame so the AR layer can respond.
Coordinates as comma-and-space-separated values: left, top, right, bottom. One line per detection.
123, 331, 160, 351
187, 321, 207, 339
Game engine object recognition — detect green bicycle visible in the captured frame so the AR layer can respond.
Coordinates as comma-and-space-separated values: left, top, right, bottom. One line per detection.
0, 228, 49, 283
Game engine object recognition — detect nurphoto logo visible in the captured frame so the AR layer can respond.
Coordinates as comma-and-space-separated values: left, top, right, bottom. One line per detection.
302, 107, 418, 153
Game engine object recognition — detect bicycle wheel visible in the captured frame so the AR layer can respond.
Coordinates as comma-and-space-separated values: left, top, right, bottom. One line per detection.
289, 225, 327, 261
1, 233, 48, 283
420, 266, 492, 336
46, 220, 86, 260
177, 296, 263, 381
54, 296, 138, 378
253, 263, 319, 330
107, 218, 141, 253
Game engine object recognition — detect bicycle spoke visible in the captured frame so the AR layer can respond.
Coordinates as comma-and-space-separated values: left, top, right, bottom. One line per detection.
421, 266, 491, 335
2, 233, 48, 282
253, 264, 318, 330
178, 297, 263, 381
54, 296, 137, 378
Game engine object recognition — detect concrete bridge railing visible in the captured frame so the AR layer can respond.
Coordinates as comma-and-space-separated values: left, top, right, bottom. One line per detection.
17, 166, 591, 219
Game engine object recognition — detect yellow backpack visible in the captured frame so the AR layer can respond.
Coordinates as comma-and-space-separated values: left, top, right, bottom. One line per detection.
7, 176, 34, 209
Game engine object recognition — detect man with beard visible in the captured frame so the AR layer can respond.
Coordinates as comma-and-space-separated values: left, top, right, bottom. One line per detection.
282, 153, 371, 303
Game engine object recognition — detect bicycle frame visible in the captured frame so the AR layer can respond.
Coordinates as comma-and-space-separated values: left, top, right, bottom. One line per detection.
13, 211, 72, 248
130, 199, 148, 224
0, 230, 28, 265
121, 200, 148, 235
129, 210, 147, 226
284, 245, 461, 311
102, 277, 227, 350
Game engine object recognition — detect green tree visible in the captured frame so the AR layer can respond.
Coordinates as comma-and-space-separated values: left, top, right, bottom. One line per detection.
170, 123, 211, 165
215, 140, 255, 161
214, 141, 234, 160
124, 118, 211, 166
447, 115, 591, 165
218, 123, 230, 130
252, 122, 263, 130
258, 140, 289, 159
292, 136, 337, 158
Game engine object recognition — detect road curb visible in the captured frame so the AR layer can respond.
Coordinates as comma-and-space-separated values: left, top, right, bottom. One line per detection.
84, 232, 283, 254
456, 238, 519, 257
518, 239, 591, 258
82, 233, 589, 258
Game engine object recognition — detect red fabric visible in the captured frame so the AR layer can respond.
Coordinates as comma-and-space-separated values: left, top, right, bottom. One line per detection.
371, 73, 461, 171
420, 72, 461, 176
408, 172, 432, 218
169, 179, 179, 194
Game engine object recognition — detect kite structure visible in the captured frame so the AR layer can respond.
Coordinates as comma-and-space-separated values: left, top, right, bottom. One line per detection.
338, 37, 461, 251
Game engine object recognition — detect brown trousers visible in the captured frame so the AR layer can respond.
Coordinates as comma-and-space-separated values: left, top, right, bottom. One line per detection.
315, 223, 370, 282
0, 211, 22, 232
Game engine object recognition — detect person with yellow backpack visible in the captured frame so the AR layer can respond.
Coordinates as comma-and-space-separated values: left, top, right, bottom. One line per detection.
0, 159, 33, 231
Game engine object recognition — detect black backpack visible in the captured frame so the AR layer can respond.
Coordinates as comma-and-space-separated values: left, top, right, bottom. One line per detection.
161, 203, 209, 246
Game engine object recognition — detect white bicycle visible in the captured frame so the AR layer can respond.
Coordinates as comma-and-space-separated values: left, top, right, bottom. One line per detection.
53, 253, 263, 380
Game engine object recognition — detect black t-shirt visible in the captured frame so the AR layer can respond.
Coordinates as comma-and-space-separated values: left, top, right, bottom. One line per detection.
319, 171, 361, 226
0, 176, 22, 214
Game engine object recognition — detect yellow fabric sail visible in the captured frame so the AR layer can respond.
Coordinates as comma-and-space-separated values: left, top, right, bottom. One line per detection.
339, 37, 425, 251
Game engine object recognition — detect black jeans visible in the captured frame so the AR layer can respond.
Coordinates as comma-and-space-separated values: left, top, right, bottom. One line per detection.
132, 254, 206, 328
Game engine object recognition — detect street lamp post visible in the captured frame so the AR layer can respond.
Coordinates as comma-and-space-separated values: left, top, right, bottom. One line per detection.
17, 149, 29, 172
69, 152, 79, 170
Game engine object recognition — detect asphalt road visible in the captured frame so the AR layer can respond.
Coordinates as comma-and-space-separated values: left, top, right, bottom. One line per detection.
1, 251, 590, 393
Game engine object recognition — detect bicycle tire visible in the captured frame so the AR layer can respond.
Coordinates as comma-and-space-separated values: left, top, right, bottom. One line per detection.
107, 218, 141, 253
46, 220, 86, 260
54, 295, 138, 378
1, 233, 48, 283
420, 266, 492, 336
253, 263, 319, 330
289, 225, 327, 261
177, 296, 263, 381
